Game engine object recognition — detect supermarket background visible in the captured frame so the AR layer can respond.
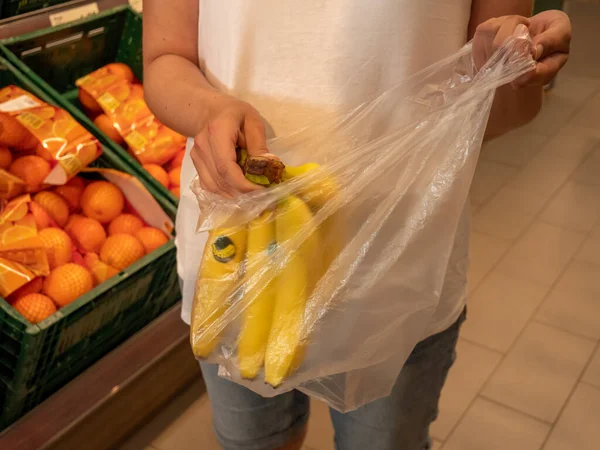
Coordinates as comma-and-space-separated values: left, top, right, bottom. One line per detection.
0, 0, 598, 449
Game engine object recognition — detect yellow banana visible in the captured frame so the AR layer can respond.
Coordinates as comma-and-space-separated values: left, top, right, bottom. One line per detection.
191, 225, 247, 358
237, 210, 277, 379
283, 163, 339, 211
265, 196, 318, 387
283, 163, 343, 277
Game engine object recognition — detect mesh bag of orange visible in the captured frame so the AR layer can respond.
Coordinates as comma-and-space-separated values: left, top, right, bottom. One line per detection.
76, 65, 186, 170
0, 194, 50, 299
0, 86, 102, 201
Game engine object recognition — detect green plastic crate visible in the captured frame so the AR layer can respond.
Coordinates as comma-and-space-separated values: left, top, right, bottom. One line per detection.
0, 56, 180, 430
0, 0, 71, 18
0, 5, 179, 206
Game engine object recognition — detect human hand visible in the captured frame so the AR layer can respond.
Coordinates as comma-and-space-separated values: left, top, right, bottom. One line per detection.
472, 11, 571, 87
191, 95, 275, 197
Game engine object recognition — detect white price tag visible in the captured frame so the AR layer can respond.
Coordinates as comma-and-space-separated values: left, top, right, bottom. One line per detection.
0, 95, 40, 112
129, 0, 143, 13
49, 3, 99, 27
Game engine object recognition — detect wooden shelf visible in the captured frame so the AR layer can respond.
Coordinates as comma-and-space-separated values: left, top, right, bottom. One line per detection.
0, 305, 200, 450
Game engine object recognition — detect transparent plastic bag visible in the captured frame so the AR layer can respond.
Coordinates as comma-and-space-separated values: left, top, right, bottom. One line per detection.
190, 33, 536, 412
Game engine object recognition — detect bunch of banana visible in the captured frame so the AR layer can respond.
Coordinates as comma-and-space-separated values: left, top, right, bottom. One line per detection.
192, 149, 341, 387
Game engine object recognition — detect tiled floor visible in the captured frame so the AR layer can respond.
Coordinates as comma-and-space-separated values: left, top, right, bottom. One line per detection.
119, 2, 600, 449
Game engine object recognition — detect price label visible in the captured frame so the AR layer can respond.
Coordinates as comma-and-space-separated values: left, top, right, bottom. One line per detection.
16, 112, 43, 130
129, 0, 143, 13
125, 131, 148, 151
97, 92, 121, 114
49, 3, 99, 27
0, 95, 40, 112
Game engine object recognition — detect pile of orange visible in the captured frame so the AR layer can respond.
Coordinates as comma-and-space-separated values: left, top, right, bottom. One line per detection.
78, 63, 184, 199
7, 175, 170, 326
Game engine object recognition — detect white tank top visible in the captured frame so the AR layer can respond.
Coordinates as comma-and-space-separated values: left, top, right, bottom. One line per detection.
177, 0, 473, 339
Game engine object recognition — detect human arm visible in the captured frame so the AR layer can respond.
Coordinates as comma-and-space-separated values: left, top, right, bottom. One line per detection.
469, 1, 571, 139
143, 0, 269, 196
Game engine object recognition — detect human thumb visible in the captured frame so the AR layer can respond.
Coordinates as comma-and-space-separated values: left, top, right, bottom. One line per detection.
243, 114, 273, 157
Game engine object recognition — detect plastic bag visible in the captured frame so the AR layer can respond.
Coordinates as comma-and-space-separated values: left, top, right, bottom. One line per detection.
190, 33, 536, 412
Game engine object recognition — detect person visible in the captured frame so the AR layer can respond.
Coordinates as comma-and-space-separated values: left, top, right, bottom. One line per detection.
143, 1, 571, 449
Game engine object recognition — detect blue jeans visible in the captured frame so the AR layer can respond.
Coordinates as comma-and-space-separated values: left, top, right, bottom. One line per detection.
200, 309, 465, 450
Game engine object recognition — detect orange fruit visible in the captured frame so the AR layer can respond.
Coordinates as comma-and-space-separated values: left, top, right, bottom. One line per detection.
78, 88, 102, 114
33, 191, 69, 227
170, 186, 180, 198
7, 277, 43, 303
13, 293, 57, 324
0, 146, 12, 169
9, 156, 51, 192
94, 114, 124, 144
54, 184, 82, 212
168, 150, 185, 170
39, 228, 72, 269
108, 213, 144, 236
35, 143, 53, 161
135, 227, 169, 254
67, 215, 106, 253
106, 63, 135, 82
29, 201, 51, 230
168, 167, 181, 187
0, 114, 38, 151
100, 234, 145, 270
43, 263, 93, 307
129, 84, 144, 99
84, 252, 119, 285
143, 164, 169, 188
67, 176, 86, 190
81, 181, 124, 223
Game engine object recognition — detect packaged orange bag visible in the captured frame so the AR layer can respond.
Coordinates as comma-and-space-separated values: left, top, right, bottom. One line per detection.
0, 194, 49, 297
0, 86, 102, 200
76, 68, 186, 167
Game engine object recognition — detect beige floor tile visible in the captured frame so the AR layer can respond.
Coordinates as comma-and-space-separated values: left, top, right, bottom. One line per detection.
467, 232, 510, 290
443, 398, 550, 450
304, 399, 335, 450
430, 340, 502, 441
152, 390, 220, 450
582, 346, 600, 389
544, 383, 600, 450
569, 91, 600, 131
482, 322, 595, 422
506, 153, 582, 202
575, 227, 600, 265
536, 260, 600, 340
527, 96, 581, 137
548, 74, 600, 106
461, 272, 549, 353
119, 381, 210, 450
496, 222, 586, 287
470, 160, 518, 210
572, 148, 600, 186
472, 187, 544, 241
541, 181, 600, 232
431, 440, 443, 450
481, 129, 547, 167
542, 125, 599, 161
551, 259, 600, 294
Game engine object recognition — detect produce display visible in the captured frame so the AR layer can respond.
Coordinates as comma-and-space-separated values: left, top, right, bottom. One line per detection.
0, 171, 171, 325
0, 86, 102, 200
76, 63, 184, 198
